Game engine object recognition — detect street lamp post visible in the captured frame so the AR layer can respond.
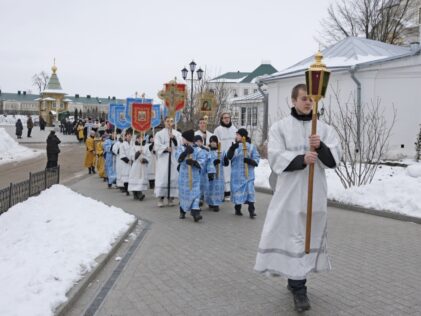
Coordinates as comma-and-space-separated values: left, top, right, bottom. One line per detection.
181, 60, 203, 122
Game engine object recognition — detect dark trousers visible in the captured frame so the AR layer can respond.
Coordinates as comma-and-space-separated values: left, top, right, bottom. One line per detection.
27, 128, 32, 137
288, 279, 307, 294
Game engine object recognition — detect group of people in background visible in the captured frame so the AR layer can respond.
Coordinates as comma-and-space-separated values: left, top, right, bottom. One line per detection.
83, 112, 260, 223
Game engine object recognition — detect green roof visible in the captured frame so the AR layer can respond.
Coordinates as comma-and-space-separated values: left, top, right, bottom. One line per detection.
240, 64, 278, 83
0, 92, 124, 105
46, 73, 63, 90
212, 71, 250, 81
0, 92, 40, 102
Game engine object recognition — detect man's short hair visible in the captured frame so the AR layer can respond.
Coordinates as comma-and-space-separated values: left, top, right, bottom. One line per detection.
291, 84, 307, 101
199, 117, 206, 122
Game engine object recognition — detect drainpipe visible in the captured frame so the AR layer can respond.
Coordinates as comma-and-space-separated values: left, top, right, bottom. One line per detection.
257, 80, 268, 145
350, 65, 361, 153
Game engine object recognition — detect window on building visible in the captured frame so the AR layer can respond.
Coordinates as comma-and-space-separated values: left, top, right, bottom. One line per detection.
233, 89, 237, 97
252, 107, 258, 126
247, 107, 252, 126
244, 89, 249, 96
254, 89, 258, 93
241, 107, 247, 126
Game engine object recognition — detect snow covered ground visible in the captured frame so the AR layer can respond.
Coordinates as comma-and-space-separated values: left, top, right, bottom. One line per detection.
0, 114, 38, 126
255, 159, 421, 218
0, 127, 43, 165
0, 185, 136, 316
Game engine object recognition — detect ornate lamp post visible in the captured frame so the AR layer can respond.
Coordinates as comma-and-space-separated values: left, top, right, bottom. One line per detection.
181, 61, 203, 122
304, 51, 330, 254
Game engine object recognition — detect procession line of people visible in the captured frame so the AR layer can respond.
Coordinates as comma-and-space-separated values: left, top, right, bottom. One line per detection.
83, 113, 260, 223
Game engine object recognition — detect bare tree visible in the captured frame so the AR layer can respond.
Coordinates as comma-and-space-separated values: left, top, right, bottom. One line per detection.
32, 71, 50, 93
323, 85, 397, 188
319, 0, 419, 46
178, 70, 231, 131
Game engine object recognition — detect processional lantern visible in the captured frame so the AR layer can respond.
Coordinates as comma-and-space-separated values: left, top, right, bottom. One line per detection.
304, 51, 330, 254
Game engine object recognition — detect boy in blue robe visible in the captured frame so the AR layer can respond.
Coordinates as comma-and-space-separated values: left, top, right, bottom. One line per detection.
205, 135, 227, 212
194, 135, 212, 207
226, 128, 260, 218
176, 130, 207, 222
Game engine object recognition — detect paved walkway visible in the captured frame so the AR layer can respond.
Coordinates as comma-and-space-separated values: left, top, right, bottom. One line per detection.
1, 124, 79, 144
66, 175, 421, 316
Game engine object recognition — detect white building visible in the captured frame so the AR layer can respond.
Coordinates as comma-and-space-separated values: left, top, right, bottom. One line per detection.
262, 36, 421, 159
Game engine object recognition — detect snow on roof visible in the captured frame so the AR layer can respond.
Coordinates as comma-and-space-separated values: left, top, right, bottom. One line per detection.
264, 37, 413, 82
209, 75, 249, 83
231, 91, 265, 104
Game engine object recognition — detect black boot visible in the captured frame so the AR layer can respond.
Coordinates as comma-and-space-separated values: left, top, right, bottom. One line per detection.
133, 191, 139, 200
191, 209, 202, 222
234, 204, 243, 216
149, 180, 155, 189
179, 207, 186, 219
288, 279, 310, 312
103, 177, 107, 182
124, 183, 129, 196
88, 167, 92, 174
108, 183, 112, 188
91, 167, 96, 174
138, 192, 145, 201
248, 202, 256, 219
213, 205, 220, 212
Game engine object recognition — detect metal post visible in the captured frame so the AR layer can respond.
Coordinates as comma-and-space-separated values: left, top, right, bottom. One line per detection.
190, 71, 194, 122
29, 172, 32, 197
9, 183, 12, 208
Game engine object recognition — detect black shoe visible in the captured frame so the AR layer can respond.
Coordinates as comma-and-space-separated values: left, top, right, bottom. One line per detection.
133, 192, 139, 200
234, 205, 243, 216
108, 183, 112, 188
248, 202, 256, 219
92, 168, 96, 174
138, 193, 145, 201
292, 292, 311, 312
213, 206, 220, 212
191, 210, 202, 222
179, 211, 186, 219
88, 167, 92, 174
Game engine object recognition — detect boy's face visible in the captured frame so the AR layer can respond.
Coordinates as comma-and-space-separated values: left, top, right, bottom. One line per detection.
235, 133, 243, 142
210, 141, 217, 148
292, 89, 313, 115
195, 140, 203, 147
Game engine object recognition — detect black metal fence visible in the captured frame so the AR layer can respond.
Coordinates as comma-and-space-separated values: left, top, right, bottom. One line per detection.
0, 166, 60, 215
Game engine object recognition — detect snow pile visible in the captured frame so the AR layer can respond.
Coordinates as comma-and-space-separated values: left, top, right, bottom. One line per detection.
255, 159, 421, 218
0, 127, 42, 165
0, 114, 38, 126
0, 185, 136, 316
406, 164, 421, 178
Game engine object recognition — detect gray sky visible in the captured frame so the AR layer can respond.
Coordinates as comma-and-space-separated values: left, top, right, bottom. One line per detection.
0, 0, 332, 99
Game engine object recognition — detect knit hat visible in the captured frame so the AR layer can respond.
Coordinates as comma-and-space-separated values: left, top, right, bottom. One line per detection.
237, 128, 248, 138
194, 135, 203, 143
209, 135, 218, 144
182, 129, 195, 142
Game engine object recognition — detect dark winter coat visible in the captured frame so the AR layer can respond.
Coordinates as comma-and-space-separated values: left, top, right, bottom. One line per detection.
15, 119, 23, 136
27, 117, 34, 129
39, 117, 46, 130
46, 133, 61, 158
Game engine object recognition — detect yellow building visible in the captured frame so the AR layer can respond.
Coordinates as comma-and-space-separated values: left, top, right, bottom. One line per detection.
38, 60, 70, 126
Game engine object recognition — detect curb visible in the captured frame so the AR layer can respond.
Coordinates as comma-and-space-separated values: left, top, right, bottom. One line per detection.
255, 186, 421, 225
54, 217, 139, 316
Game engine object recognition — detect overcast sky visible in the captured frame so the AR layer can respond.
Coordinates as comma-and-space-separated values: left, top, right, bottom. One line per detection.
0, 0, 332, 99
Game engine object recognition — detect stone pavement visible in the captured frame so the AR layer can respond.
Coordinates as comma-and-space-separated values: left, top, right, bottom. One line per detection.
66, 175, 421, 316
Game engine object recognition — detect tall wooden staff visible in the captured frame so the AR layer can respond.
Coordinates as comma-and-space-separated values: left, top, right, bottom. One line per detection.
216, 142, 221, 179
167, 122, 173, 200
242, 136, 248, 179
305, 51, 330, 254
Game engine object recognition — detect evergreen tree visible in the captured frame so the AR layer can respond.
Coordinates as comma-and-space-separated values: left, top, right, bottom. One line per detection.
415, 124, 421, 162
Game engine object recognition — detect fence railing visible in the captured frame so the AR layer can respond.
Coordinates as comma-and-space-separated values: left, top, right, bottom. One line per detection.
0, 166, 60, 215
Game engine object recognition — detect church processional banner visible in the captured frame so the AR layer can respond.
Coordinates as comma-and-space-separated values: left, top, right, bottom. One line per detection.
151, 104, 161, 128
113, 104, 131, 129
162, 107, 181, 124
125, 97, 153, 121
131, 103, 152, 132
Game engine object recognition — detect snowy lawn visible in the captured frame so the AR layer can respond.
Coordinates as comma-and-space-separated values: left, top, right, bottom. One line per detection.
0, 185, 136, 316
255, 159, 421, 218
0, 127, 43, 165
0, 114, 38, 126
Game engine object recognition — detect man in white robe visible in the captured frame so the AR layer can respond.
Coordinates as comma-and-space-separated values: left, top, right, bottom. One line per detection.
112, 134, 124, 190
194, 117, 213, 146
254, 84, 342, 312
119, 130, 132, 195
154, 117, 182, 207
213, 112, 237, 198
128, 134, 150, 200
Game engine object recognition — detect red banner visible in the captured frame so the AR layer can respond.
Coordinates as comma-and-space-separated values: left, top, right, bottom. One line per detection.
131, 103, 152, 132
